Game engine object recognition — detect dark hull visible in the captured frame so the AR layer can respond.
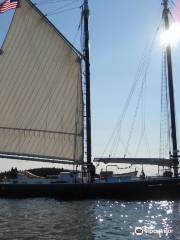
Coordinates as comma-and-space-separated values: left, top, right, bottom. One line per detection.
0, 178, 180, 200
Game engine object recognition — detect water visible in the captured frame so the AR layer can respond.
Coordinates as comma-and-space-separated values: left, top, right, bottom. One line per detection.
0, 199, 180, 240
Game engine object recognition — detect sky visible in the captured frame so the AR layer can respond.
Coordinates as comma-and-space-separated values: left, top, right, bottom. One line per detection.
0, 0, 180, 175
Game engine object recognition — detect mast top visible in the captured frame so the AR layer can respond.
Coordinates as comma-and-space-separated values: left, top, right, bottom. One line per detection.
162, 0, 168, 7
162, 0, 169, 15
83, 0, 89, 17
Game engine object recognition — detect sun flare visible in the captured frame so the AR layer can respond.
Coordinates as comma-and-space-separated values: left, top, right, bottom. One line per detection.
161, 22, 180, 46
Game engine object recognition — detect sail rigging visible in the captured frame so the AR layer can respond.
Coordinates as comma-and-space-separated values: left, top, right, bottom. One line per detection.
95, 0, 179, 177
0, 0, 84, 163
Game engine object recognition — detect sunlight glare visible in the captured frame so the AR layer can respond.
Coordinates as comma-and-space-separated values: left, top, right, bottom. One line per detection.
161, 22, 180, 46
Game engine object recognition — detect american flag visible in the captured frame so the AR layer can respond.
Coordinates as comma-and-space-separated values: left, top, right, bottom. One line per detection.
0, 0, 19, 13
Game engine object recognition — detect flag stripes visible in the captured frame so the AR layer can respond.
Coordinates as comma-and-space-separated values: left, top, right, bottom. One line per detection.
0, 0, 18, 13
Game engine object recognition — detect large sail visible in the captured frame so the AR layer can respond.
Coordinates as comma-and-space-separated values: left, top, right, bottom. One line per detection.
0, 0, 83, 163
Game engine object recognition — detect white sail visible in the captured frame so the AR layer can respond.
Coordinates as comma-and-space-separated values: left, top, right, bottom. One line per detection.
0, 0, 83, 163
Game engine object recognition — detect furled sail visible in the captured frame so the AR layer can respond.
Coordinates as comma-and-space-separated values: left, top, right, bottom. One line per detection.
0, 0, 83, 163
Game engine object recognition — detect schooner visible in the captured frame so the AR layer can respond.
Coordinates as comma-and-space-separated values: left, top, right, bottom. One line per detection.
0, 0, 180, 200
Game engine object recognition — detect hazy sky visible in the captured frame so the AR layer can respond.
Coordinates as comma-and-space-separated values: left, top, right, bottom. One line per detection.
0, 0, 180, 174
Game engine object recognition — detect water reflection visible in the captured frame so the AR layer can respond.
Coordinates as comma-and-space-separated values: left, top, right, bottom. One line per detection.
93, 200, 180, 239
0, 199, 95, 240
0, 199, 180, 240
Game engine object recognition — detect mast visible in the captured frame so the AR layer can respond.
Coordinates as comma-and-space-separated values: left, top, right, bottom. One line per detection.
83, 0, 93, 173
162, 0, 179, 177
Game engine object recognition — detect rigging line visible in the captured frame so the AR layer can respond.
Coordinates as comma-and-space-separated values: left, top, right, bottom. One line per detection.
35, 0, 64, 2
47, 6, 81, 16
135, 127, 145, 157
124, 75, 147, 156
176, 116, 180, 155
80, 6, 83, 54
112, 38, 156, 156
115, 25, 160, 157
112, 31, 160, 157
142, 76, 151, 157
72, 10, 82, 45
160, 49, 164, 158
135, 51, 149, 157
160, 48, 167, 158
108, 66, 147, 157
101, 19, 162, 158
160, 47, 171, 159
35, 0, 79, 5
140, 75, 148, 156
112, 19, 162, 156
170, 0, 180, 11
170, 0, 175, 4
170, 5, 180, 25
103, 47, 151, 158
102, 47, 152, 158
169, 0, 174, 8
168, 1, 177, 20
138, 73, 150, 158
168, 1, 175, 10
144, 129, 151, 157
45, 0, 81, 14
112, 135, 131, 157
135, 85, 146, 156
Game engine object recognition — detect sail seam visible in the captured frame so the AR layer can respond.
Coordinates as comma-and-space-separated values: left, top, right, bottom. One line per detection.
0, 127, 83, 137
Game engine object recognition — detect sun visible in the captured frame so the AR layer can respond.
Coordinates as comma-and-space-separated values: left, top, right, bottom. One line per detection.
161, 22, 180, 46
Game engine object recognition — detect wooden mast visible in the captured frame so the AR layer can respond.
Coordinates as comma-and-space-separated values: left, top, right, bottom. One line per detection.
162, 0, 179, 177
83, 0, 94, 179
